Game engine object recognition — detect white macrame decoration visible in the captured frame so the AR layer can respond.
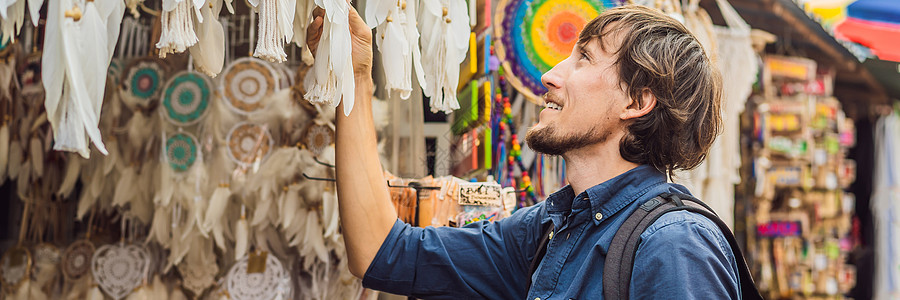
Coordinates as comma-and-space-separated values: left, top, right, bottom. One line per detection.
251, 0, 296, 62
225, 253, 291, 300
419, 0, 469, 113
91, 244, 150, 300
43, 0, 125, 158
304, 0, 355, 116
157, 0, 201, 58
366, 0, 426, 99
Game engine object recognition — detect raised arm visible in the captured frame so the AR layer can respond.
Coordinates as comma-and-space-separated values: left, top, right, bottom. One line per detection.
306, 5, 397, 278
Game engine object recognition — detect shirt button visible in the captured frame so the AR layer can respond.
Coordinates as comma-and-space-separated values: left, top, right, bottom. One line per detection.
535, 298, 541, 300
595, 212, 603, 221
548, 231, 554, 240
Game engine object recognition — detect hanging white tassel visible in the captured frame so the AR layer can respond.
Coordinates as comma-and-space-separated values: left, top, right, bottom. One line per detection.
234, 206, 249, 260
304, 0, 355, 116
419, 0, 469, 113
253, 0, 296, 62
157, 0, 199, 58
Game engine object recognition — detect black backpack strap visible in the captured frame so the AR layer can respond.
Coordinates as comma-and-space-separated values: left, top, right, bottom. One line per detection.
603, 193, 763, 300
527, 222, 553, 292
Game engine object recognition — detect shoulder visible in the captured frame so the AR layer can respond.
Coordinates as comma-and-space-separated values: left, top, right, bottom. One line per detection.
640, 210, 734, 260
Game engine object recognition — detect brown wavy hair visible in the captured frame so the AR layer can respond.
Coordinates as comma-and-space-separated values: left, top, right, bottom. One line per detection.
579, 5, 722, 177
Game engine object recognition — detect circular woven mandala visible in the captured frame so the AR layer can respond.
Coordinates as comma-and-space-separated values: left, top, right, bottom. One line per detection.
304, 123, 334, 157
63, 240, 94, 280
0, 246, 31, 294
221, 57, 280, 114
91, 244, 150, 300
225, 254, 288, 300
121, 58, 167, 109
165, 132, 199, 172
496, 0, 620, 101
162, 71, 212, 126
227, 122, 274, 167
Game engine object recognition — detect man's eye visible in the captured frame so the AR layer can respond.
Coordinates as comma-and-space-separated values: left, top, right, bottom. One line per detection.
579, 50, 590, 61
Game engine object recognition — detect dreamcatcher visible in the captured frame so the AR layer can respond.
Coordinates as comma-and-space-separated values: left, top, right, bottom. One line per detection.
62, 239, 94, 281
161, 70, 213, 126
225, 252, 292, 300
303, 122, 334, 157
91, 243, 150, 300
220, 57, 281, 115
495, 0, 621, 102
120, 58, 168, 111
0, 246, 31, 296
165, 132, 200, 172
226, 122, 274, 168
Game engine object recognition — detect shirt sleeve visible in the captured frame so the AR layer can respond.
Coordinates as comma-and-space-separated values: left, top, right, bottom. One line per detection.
362, 204, 544, 300
628, 211, 741, 299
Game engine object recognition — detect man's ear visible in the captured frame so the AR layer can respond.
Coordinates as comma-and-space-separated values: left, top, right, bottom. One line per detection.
620, 88, 656, 120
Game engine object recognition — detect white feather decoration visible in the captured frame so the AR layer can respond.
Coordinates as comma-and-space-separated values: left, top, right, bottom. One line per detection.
292, 0, 316, 65
281, 184, 300, 228
57, 154, 81, 197
223, 0, 234, 14
304, 0, 355, 116
204, 184, 231, 250
157, 0, 199, 58
27, 0, 42, 27
8, 139, 20, 180
29, 136, 42, 177
419, 0, 469, 113
190, 0, 226, 77
87, 285, 104, 300
234, 212, 249, 260
322, 190, 339, 240
113, 166, 137, 207
0, 0, 24, 44
367, 0, 425, 99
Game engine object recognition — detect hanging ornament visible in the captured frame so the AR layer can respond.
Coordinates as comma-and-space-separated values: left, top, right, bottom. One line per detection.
0, 0, 24, 45
190, 0, 227, 77
251, 0, 297, 63
42, 0, 125, 158
366, 0, 426, 99
418, 0, 470, 113
496, 0, 618, 101
221, 57, 280, 115
157, 0, 200, 58
0, 246, 31, 295
62, 239, 94, 281
226, 122, 274, 167
90, 243, 150, 300
225, 252, 290, 300
161, 71, 212, 126
165, 132, 200, 172
303, 122, 334, 157
304, 0, 355, 116
31, 243, 61, 282
121, 58, 168, 111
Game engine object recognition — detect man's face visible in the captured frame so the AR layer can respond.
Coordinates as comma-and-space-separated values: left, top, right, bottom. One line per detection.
526, 34, 632, 157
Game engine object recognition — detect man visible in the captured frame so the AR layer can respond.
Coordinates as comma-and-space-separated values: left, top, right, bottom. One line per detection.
307, 4, 738, 299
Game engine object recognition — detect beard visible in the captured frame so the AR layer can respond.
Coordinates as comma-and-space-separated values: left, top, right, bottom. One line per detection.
525, 123, 610, 156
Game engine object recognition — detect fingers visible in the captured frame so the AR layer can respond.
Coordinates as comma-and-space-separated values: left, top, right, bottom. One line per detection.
306, 8, 325, 57
347, 4, 371, 39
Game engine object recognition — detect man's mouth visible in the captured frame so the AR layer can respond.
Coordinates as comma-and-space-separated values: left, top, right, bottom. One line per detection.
542, 94, 564, 111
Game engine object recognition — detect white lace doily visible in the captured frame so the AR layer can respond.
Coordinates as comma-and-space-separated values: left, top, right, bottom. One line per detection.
91, 243, 150, 300
0, 246, 30, 293
63, 240, 94, 280
225, 253, 291, 300
32, 243, 61, 281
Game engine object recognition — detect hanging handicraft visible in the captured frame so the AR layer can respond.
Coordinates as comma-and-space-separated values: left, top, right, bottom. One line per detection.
32, 243, 61, 280
226, 122, 274, 167
0, 246, 31, 294
225, 252, 291, 300
91, 243, 151, 300
161, 71, 212, 126
221, 57, 280, 115
496, 0, 620, 101
303, 123, 334, 157
62, 239, 95, 281
165, 132, 200, 172
121, 58, 167, 110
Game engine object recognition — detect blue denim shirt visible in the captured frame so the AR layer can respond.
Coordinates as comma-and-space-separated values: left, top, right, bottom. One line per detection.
362, 165, 740, 299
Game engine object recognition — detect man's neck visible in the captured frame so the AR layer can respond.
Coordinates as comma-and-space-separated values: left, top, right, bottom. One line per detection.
562, 142, 639, 195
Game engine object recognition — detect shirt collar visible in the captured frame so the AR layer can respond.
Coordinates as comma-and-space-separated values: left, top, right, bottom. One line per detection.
543, 165, 668, 225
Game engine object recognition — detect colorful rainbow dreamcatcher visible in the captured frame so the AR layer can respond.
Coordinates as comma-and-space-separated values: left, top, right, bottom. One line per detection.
220, 57, 281, 115
495, 0, 621, 101
161, 71, 212, 126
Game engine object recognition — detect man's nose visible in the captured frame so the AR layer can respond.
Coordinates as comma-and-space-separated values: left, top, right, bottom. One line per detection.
541, 66, 563, 91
